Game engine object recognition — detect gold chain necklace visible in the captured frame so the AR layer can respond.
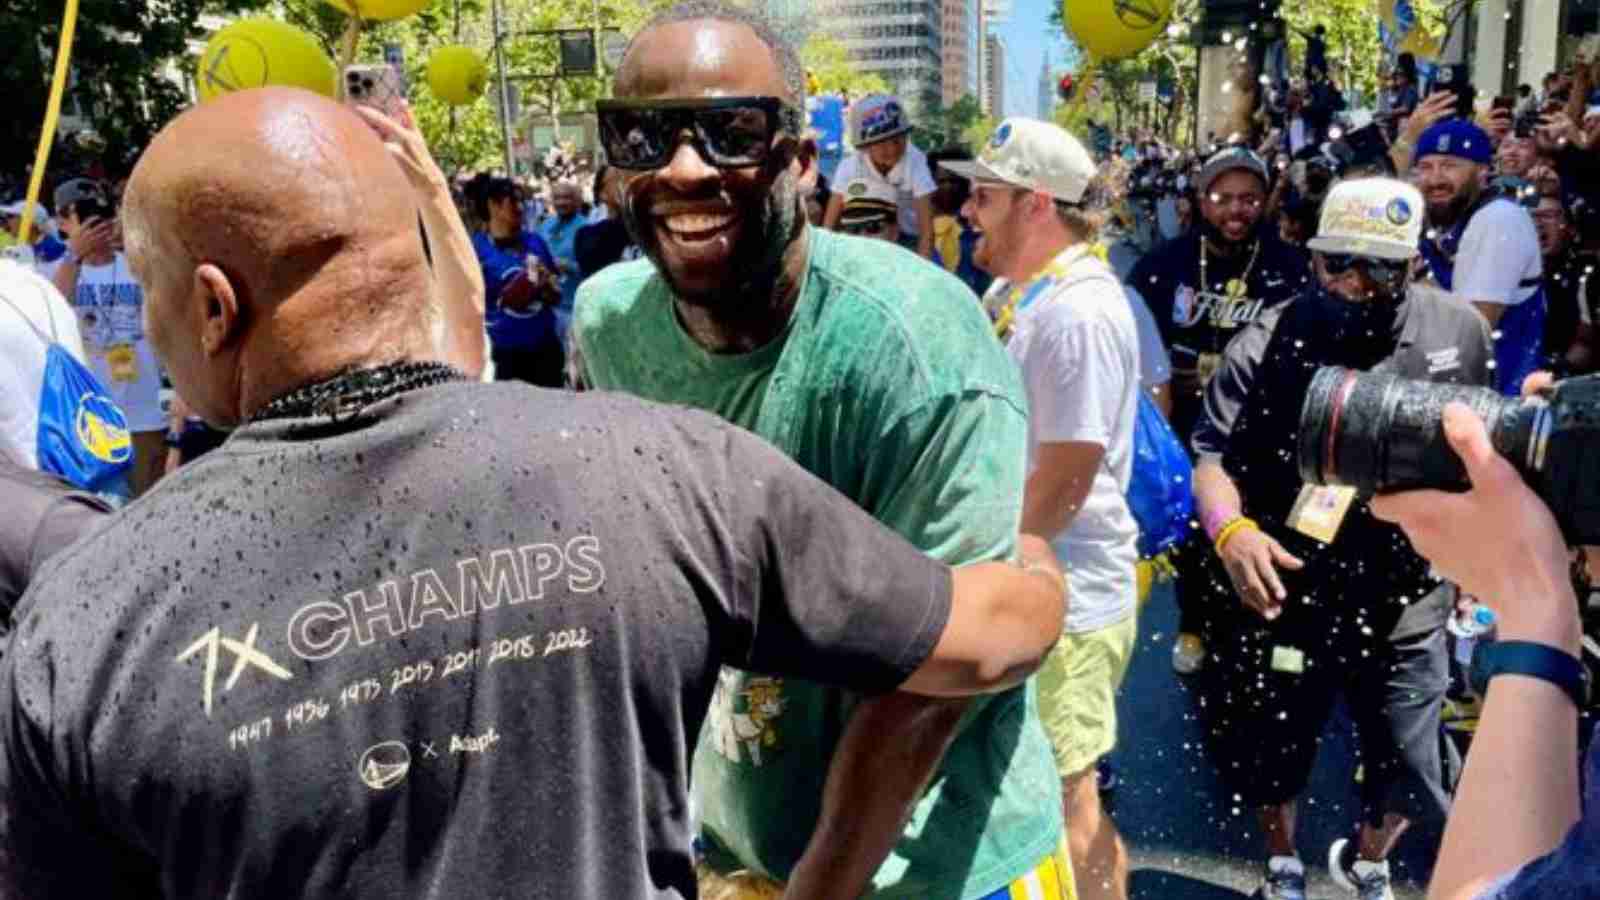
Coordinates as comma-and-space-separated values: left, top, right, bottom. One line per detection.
1198, 236, 1260, 304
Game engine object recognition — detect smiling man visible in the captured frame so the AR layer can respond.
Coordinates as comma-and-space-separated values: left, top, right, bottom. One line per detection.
572, 3, 1066, 898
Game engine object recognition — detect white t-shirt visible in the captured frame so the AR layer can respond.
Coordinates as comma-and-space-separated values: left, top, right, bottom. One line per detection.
57, 255, 165, 433
1123, 285, 1172, 390
989, 245, 1141, 633
1453, 198, 1543, 306
0, 260, 88, 469
831, 144, 936, 237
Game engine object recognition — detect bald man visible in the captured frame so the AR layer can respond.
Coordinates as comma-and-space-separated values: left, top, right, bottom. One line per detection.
0, 87, 1068, 899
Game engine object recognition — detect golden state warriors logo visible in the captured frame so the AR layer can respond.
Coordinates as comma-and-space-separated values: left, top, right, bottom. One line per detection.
1114, 0, 1166, 29
75, 392, 131, 464
1386, 197, 1413, 225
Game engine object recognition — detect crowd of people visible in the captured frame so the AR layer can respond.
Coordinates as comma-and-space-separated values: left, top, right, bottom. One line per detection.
1, 2, 1599, 899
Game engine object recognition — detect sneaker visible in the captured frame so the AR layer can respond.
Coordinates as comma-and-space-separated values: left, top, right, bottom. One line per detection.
1329, 837, 1396, 900
1253, 855, 1306, 900
1096, 758, 1120, 793
1172, 632, 1206, 675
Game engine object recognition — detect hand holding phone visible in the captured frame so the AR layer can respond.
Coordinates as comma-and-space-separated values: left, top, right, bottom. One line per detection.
343, 64, 408, 121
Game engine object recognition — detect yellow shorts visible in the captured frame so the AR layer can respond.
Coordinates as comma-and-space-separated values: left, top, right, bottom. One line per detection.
1036, 614, 1138, 777
696, 838, 1077, 899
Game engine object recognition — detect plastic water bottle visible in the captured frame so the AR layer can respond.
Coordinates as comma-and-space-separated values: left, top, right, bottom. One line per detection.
1449, 603, 1497, 665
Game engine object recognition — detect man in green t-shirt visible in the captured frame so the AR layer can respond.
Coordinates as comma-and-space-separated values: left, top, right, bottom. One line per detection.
573, 3, 1067, 899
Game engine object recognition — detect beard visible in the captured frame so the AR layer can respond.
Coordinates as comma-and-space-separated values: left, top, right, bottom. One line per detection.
1425, 184, 1476, 229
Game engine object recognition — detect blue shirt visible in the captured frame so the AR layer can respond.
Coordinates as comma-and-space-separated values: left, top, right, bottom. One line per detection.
471, 230, 560, 353
34, 236, 66, 265
1480, 723, 1600, 898
537, 213, 586, 314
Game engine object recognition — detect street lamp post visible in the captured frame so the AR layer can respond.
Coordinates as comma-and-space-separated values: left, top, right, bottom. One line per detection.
491, 0, 516, 175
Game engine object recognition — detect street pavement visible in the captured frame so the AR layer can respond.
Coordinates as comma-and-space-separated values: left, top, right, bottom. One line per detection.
1107, 582, 1441, 900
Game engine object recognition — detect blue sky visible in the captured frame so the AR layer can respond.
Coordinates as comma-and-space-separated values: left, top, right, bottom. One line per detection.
993, 0, 1077, 117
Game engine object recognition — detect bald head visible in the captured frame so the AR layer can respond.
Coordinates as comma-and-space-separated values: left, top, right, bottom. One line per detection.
124, 87, 435, 426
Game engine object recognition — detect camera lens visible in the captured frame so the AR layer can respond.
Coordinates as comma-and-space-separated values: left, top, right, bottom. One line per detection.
1297, 366, 1536, 495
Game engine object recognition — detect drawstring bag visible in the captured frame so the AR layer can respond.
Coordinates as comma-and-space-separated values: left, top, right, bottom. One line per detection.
1127, 391, 1193, 604
0, 291, 132, 493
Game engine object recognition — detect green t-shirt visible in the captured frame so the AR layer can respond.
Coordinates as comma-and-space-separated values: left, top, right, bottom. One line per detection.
572, 227, 1062, 899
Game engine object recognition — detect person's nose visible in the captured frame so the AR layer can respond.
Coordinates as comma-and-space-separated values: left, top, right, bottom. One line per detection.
656, 133, 720, 194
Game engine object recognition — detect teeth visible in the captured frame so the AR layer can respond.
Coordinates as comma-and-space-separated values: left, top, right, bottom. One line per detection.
664, 213, 734, 234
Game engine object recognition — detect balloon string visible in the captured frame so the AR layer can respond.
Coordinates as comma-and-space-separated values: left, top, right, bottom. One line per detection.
20, 0, 81, 245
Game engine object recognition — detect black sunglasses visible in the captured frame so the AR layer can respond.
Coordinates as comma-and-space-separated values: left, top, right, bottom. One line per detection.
596, 96, 802, 171
1319, 252, 1410, 281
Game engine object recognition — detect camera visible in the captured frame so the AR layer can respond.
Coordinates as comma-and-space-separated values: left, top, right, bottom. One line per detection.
1298, 367, 1600, 544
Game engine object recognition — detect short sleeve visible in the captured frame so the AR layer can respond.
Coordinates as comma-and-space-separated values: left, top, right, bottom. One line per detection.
1453, 202, 1542, 306
1124, 286, 1172, 387
909, 152, 937, 198
1024, 306, 1132, 448
678, 415, 953, 694
829, 155, 860, 196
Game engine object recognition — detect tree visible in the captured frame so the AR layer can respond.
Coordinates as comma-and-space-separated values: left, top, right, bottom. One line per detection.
1048, 0, 1200, 144
0, 0, 273, 177
800, 32, 888, 98
911, 94, 986, 152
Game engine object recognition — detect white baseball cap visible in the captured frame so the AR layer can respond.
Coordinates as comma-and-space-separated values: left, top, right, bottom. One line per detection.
0, 201, 53, 238
1305, 177, 1424, 262
939, 118, 1097, 204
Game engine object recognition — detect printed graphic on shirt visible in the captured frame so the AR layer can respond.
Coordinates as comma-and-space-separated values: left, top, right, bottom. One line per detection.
172, 537, 607, 750
73, 279, 144, 350
1170, 282, 1266, 329
706, 670, 788, 766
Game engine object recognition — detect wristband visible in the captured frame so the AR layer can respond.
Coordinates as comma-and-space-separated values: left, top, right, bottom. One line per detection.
1470, 640, 1590, 708
1213, 517, 1259, 556
1202, 507, 1241, 541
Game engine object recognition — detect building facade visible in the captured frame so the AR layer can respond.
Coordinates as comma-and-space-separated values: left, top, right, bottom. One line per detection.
983, 32, 1006, 116
827, 0, 945, 118
1037, 57, 1055, 119
941, 0, 972, 106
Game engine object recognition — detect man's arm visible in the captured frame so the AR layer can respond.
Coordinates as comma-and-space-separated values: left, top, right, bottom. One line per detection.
1190, 316, 1303, 618
355, 106, 486, 377
914, 196, 936, 259
1370, 400, 1587, 900
785, 541, 1064, 900
821, 193, 845, 231
1022, 442, 1105, 539
782, 382, 1032, 899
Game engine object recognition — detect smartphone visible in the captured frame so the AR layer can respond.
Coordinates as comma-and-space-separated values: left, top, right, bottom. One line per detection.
1492, 95, 1515, 111
343, 64, 408, 120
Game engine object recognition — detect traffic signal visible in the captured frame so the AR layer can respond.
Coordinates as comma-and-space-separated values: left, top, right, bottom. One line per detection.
1058, 73, 1076, 101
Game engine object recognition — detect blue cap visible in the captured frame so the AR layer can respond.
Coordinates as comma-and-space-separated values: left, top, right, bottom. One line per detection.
1414, 119, 1493, 165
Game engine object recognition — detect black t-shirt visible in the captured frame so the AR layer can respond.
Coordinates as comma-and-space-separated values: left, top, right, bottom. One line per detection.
1130, 231, 1313, 443
1542, 249, 1599, 369
0, 459, 110, 622
0, 381, 950, 899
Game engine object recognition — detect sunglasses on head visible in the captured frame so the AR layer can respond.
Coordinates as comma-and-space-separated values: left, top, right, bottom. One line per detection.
596, 96, 802, 171
1319, 252, 1410, 281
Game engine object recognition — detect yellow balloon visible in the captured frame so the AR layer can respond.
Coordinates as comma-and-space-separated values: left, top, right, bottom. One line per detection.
1063, 0, 1173, 60
320, 0, 430, 21
196, 18, 337, 103
427, 45, 489, 106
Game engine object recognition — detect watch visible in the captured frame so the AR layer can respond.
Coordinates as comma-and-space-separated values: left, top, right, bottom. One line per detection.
1470, 640, 1591, 708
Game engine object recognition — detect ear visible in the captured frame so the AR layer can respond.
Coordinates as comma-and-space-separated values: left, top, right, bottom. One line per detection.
192, 263, 243, 358
789, 133, 819, 196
